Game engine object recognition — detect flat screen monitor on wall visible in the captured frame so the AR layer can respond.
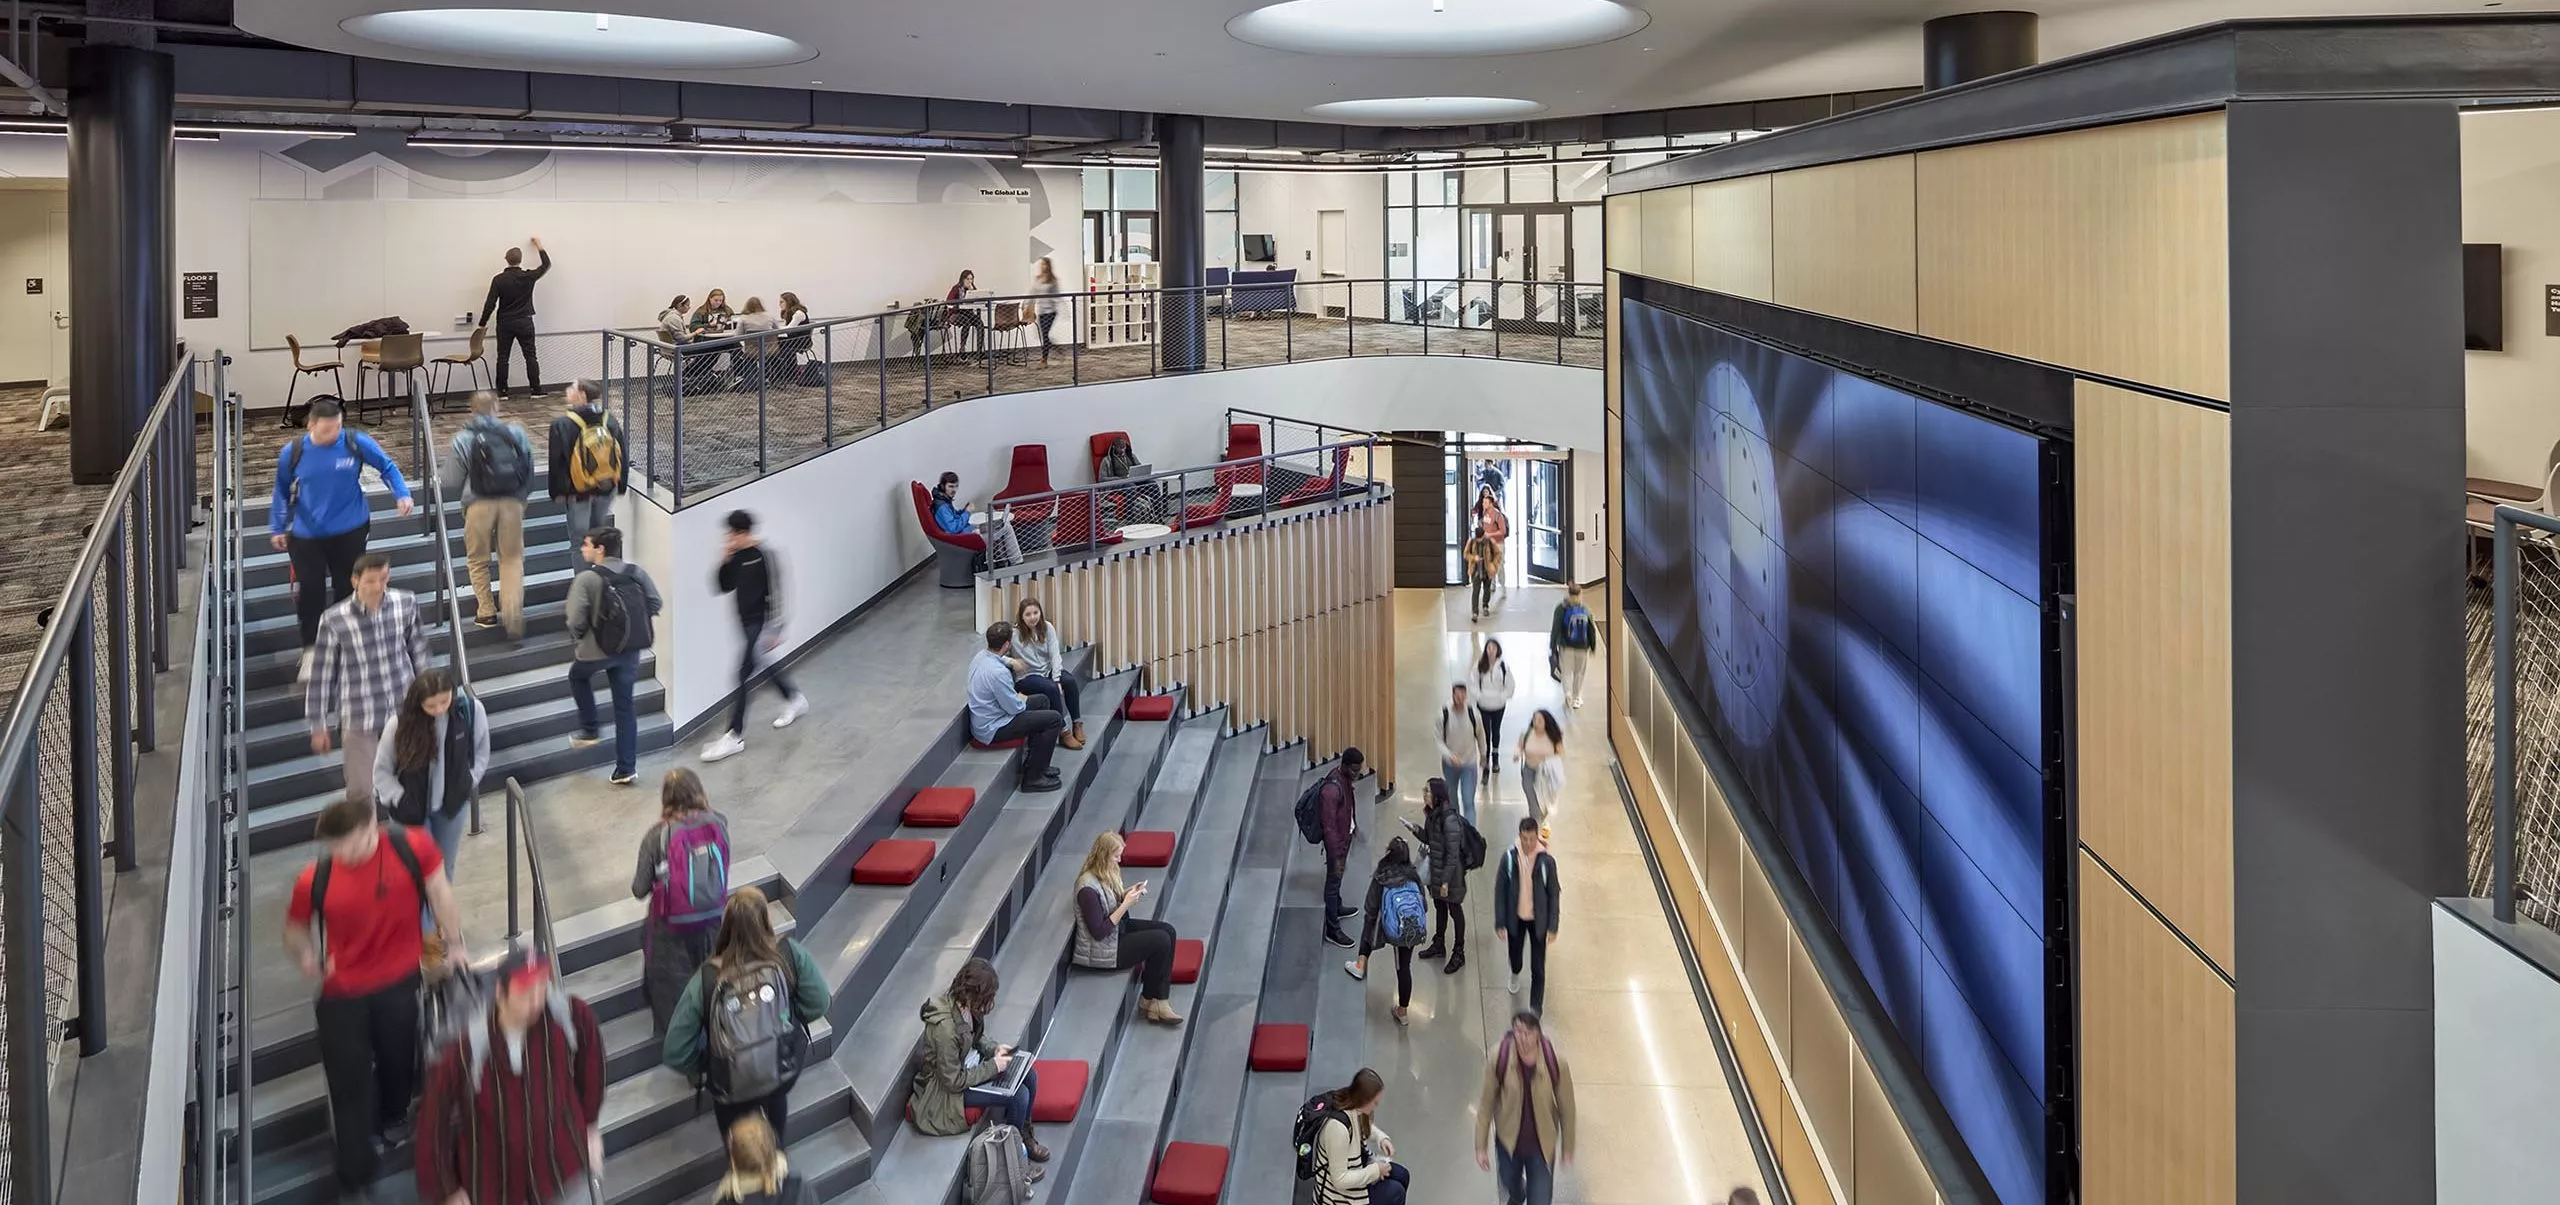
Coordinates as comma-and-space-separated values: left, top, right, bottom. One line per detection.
1242, 233, 1276, 263
2465, 242, 2504, 351
1618, 300, 2060, 1205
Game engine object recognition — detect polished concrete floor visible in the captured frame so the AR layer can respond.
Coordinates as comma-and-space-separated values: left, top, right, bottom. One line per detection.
1355, 581, 1770, 1205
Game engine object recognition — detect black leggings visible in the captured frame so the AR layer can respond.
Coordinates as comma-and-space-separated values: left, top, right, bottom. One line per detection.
1037, 312, 1057, 356
1115, 917, 1178, 1000
1477, 706, 1507, 767
1358, 933, 1415, 1008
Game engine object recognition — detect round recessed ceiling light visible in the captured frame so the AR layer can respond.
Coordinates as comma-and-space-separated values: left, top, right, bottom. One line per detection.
1230, 0, 1647, 57
1304, 96, 1548, 125
340, 9, 815, 70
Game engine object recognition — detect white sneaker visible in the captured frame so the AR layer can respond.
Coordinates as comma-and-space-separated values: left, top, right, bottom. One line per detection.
296, 648, 314, 682
1509, 969, 1522, 994
1570, 695, 1584, 709
700, 731, 748, 763
1343, 959, 1366, 982
772, 694, 809, 729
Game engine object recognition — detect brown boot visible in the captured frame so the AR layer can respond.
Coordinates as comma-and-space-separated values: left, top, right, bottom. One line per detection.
1023, 1124, 1052, 1163
1062, 721, 1087, 750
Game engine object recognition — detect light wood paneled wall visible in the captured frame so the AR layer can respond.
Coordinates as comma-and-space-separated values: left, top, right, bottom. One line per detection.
1641, 186, 1697, 286
2073, 380, 2234, 974
975, 499, 1396, 771
1606, 194, 1643, 275
1914, 113, 2230, 400
1772, 156, 1918, 331
1693, 176, 1776, 302
2078, 852, 2237, 1205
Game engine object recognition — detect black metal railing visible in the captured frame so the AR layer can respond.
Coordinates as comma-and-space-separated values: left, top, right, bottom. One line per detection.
1223, 407, 1380, 464
196, 354, 251, 1205
501, 777, 555, 958
975, 436, 1383, 567
399, 378, 484, 833
601, 276, 1599, 509
0, 349, 202, 1201
2488, 503, 2560, 924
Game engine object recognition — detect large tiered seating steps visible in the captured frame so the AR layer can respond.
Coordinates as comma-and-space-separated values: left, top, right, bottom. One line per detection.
1057, 746, 1315, 1205
829, 682, 1181, 1145
839, 709, 1254, 1205
244, 659, 1132, 1205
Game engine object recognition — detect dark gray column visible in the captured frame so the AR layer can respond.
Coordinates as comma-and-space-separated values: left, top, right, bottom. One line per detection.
66, 45, 173, 484
1922, 12, 2039, 90
2224, 97, 2464, 1202
1157, 113, 1206, 374
1390, 433, 1448, 587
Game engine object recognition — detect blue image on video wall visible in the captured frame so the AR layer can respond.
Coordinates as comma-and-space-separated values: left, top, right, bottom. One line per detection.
1618, 300, 2051, 1205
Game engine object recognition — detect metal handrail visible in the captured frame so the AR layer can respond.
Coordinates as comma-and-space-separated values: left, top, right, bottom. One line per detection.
403, 377, 485, 833
502, 777, 557, 957
977, 435, 1381, 568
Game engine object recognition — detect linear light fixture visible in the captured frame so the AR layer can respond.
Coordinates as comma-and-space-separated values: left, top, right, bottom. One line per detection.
0, 120, 221, 141
1086, 151, 1621, 174
406, 137, 936, 162
179, 124, 360, 138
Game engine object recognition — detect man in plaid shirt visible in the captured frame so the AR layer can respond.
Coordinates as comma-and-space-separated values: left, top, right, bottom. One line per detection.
307, 553, 433, 803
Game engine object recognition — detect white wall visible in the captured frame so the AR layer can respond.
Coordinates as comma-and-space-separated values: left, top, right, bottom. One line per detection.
1237, 172, 1387, 319
0, 132, 1085, 409
2436, 900, 2560, 1203
640, 354, 1598, 728
2463, 109, 2560, 484
0, 184, 68, 386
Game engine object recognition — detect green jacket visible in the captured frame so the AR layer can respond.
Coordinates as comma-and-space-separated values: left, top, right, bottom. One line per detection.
909, 992, 1003, 1135
660, 938, 829, 1078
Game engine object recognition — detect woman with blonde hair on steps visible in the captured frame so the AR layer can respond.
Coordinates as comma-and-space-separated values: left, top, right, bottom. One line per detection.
1069, 831, 1184, 1025
712, 1113, 810, 1204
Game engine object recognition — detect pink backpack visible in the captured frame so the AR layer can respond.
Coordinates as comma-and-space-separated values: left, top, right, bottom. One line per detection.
655, 818, 730, 930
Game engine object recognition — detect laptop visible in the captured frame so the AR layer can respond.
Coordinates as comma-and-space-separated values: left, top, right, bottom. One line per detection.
987, 1047, 1040, 1096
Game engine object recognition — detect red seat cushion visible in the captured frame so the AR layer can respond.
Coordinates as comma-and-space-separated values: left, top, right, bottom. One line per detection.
1121, 830, 1175, 868
1123, 694, 1176, 722
1149, 1142, 1231, 1205
970, 735, 1025, 750
1170, 938, 1204, 985
902, 786, 977, 828
1247, 1023, 1309, 1072
1031, 1059, 1089, 1123
905, 1099, 983, 1126
852, 839, 935, 886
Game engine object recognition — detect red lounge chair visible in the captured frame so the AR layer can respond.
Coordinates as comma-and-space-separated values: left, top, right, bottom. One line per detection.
994, 444, 1059, 536
912, 481, 985, 589
1274, 445, 1354, 508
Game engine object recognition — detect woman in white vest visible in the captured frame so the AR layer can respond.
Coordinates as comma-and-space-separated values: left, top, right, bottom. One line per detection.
1070, 832, 1185, 1026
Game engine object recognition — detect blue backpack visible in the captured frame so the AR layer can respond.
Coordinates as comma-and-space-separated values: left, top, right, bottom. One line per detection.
1562, 603, 1593, 648
1379, 878, 1429, 947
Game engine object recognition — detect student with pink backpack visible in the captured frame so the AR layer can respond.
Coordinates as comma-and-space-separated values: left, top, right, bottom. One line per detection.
633, 769, 732, 1038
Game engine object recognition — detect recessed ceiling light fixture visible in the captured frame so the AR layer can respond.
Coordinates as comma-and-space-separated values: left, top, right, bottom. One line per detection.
406, 137, 1015, 162
1305, 96, 1547, 125
343, 9, 814, 70
1229, 0, 1645, 57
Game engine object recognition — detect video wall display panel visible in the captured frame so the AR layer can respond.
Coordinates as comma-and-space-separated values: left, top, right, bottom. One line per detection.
1618, 298, 2058, 1205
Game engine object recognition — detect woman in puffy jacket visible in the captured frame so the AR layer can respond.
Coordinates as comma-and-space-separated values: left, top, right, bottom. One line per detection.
1341, 837, 1424, 1025
1417, 778, 1469, 975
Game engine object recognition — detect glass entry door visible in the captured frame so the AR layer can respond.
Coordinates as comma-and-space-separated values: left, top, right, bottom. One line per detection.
1474, 205, 1573, 336
1525, 455, 1568, 583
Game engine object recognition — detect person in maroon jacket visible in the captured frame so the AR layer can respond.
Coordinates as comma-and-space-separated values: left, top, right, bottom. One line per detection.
1320, 747, 1365, 950
416, 948, 606, 1205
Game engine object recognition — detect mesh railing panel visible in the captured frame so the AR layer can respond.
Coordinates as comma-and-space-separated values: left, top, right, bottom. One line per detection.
2467, 539, 2560, 927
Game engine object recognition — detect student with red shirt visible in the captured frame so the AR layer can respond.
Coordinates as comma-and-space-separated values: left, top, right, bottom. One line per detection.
415, 947, 606, 1205
283, 797, 470, 1195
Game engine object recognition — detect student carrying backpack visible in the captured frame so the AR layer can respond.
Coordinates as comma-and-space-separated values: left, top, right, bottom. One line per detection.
636, 769, 729, 1037
1550, 583, 1599, 709
591, 562, 655, 656
565, 411, 622, 496
461, 414, 534, 499
661, 887, 830, 1139
1342, 838, 1427, 1025
1415, 777, 1473, 975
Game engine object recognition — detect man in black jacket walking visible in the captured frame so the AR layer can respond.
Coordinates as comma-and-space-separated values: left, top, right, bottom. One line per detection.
700, 510, 808, 763
480, 236, 551, 397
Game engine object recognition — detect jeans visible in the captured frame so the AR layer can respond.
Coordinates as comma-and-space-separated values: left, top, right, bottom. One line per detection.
1114, 917, 1178, 1000
420, 806, 464, 929
1443, 760, 1478, 824
558, 494, 613, 554
464, 497, 527, 637
495, 316, 542, 395
314, 973, 421, 1190
1507, 922, 1550, 1013
1370, 1162, 1412, 1205
568, 651, 642, 776
712, 1090, 789, 1146
1036, 312, 1057, 358
288, 523, 369, 645
1520, 762, 1547, 824
730, 618, 798, 735
962, 1065, 1039, 1134
988, 707, 1065, 779
1322, 854, 1348, 934
1017, 672, 1081, 722
1495, 1142, 1554, 1205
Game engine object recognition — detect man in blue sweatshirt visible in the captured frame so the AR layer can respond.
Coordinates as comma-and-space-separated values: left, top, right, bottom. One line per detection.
270, 399, 414, 679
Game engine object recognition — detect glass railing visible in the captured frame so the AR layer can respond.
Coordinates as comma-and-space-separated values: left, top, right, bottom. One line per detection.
601, 276, 1600, 509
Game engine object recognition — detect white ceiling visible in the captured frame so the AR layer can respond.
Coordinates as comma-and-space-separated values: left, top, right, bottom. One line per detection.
234, 0, 2553, 126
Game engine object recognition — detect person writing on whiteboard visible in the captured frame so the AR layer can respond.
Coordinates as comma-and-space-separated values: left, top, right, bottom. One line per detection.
479, 235, 552, 399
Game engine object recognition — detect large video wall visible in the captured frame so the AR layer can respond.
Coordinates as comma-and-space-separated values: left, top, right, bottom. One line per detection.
1619, 299, 2056, 1205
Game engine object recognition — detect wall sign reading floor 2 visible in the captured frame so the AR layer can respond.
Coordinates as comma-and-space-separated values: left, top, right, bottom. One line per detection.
1619, 298, 2064, 1205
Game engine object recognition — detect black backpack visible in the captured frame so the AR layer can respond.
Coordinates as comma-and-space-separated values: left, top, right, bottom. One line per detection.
462, 421, 532, 498
1458, 813, 1488, 871
1290, 1094, 1347, 1182
1292, 775, 1329, 846
308, 823, 429, 960
590, 565, 653, 654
